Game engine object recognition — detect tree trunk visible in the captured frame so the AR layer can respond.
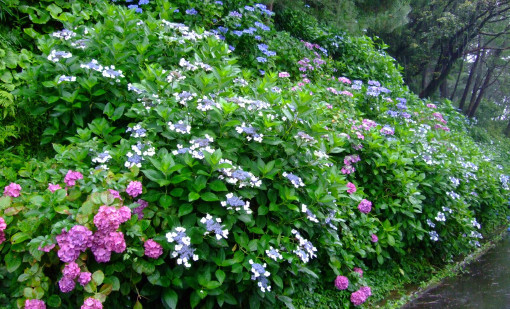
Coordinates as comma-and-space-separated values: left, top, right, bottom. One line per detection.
466, 51, 486, 114
440, 80, 448, 98
504, 118, 510, 137
450, 58, 464, 101
459, 37, 485, 110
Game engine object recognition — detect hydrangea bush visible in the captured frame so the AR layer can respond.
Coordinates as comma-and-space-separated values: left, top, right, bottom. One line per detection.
1, 0, 509, 308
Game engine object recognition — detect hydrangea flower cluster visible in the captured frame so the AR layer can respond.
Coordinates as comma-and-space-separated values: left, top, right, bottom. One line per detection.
174, 91, 197, 106
56, 225, 93, 263
226, 97, 270, 111
126, 181, 143, 198
301, 204, 319, 223
0, 217, 6, 245
283, 172, 305, 188
3, 182, 21, 197
235, 123, 263, 142
358, 199, 372, 214
64, 170, 83, 187
124, 141, 156, 169
380, 125, 395, 136
347, 182, 357, 194
265, 246, 283, 261
334, 275, 349, 290
58, 75, 77, 84
91, 205, 131, 262
295, 131, 316, 143
133, 199, 149, 219
52, 29, 76, 40
350, 286, 372, 306
221, 193, 252, 214
342, 154, 361, 175
168, 120, 191, 134
24, 299, 46, 309
58, 261, 91, 293
291, 229, 317, 263
48, 50, 72, 62
144, 239, 163, 259
249, 259, 271, 292
371, 234, 379, 243
200, 214, 229, 240
429, 231, 439, 241
197, 96, 221, 111
166, 227, 199, 267
217, 159, 262, 188
48, 183, 62, 192
81, 297, 103, 309
435, 211, 446, 222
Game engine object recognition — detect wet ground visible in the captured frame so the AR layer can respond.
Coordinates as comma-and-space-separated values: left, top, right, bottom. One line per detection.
404, 233, 510, 309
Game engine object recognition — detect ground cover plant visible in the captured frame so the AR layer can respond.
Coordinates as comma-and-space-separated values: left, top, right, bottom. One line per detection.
1, 0, 509, 309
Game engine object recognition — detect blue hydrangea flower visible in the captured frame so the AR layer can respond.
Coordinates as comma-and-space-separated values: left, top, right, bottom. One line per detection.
256, 57, 267, 63
185, 8, 197, 15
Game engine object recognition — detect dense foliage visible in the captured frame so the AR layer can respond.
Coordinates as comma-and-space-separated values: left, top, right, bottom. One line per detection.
1, 1, 509, 309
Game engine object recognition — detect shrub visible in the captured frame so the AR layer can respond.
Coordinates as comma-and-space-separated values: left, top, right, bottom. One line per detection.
1, 1, 509, 309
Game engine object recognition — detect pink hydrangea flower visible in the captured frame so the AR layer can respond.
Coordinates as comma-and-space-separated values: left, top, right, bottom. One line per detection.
340, 90, 353, 97
427, 103, 437, 109
371, 234, 378, 243
25, 299, 46, 309
64, 170, 83, 187
278, 72, 290, 78
133, 199, 148, 219
0, 231, 5, 245
334, 275, 349, 290
62, 261, 80, 279
350, 289, 367, 306
338, 77, 351, 84
358, 199, 372, 214
144, 239, 163, 259
78, 272, 92, 286
341, 165, 355, 175
360, 286, 372, 297
106, 231, 126, 253
353, 267, 363, 277
94, 206, 130, 232
108, 189, 122, 200
48, 183, 62, 193
81, 297, 103, 309
56, 225, 93, 263
0, 217, 6, 231
126, 181, 143, 197
4, 183, 21, 197
58, 276, 76, 293
346, 182, 356, 194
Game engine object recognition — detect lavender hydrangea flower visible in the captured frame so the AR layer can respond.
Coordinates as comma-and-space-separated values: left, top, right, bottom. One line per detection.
166, 227, 199, 267
249, 259, 271, 292
221, 193, 252, 214
200, 214, 229, 240
291, 229, 317, 263
283, 172, 305, 188
265, 246, 283, 261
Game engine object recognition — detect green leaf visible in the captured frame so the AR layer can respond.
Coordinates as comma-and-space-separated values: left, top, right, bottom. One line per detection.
215, 269, 226, 284
11, 232, 30, 244
201, 192, 219, 201
134, 301, 143, 309
162, 289, 178, 309
387, 234, 395, 246
159, 195, 172, 209
188, 192, 200, 202
0, 196, 11, 210
5, 251, 21, 273
179, 204, 193, 217
204, 280, 222, 290
92, 270, 104, 285
209, 180, 227, 192
47, 295, 62, 307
